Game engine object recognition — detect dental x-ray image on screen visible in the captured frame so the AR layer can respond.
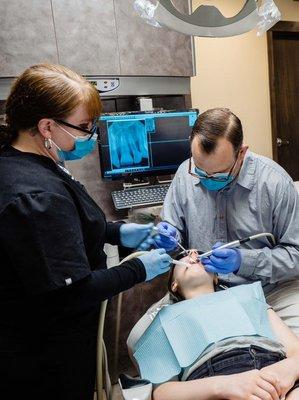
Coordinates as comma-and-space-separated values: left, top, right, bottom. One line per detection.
98, 109, 199, 180
108, 120, 149, 170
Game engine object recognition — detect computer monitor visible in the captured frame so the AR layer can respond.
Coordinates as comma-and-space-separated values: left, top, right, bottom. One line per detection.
98, 108, 199, 181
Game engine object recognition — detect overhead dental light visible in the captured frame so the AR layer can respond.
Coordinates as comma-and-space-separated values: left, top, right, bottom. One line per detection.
133, 0, 281, 37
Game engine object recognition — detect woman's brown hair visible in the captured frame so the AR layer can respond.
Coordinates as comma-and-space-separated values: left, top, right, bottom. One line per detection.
168, 264, 185, 302
0, 63, 102, 150
168, 252, 219, 302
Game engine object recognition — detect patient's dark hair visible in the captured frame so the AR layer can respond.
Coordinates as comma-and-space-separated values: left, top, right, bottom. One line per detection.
168, 264, 185, 302
167, 251, 190, 302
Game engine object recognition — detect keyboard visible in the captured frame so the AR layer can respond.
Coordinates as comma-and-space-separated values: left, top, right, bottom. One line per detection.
111, 184, 171, 210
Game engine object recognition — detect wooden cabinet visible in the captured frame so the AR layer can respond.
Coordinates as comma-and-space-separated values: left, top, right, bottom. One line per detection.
0, 0, 58, 77
0, 0, 194, 77
51, 0, 120, 76
114, 0, 194, 76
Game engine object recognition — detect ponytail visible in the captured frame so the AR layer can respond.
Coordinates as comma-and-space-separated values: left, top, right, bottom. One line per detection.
0, 124, 17, 151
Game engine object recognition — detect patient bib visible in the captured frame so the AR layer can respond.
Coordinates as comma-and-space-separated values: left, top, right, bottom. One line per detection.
133, 282, 275, 384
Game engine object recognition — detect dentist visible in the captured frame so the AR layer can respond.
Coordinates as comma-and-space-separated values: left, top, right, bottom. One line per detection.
160, 107, 299, 335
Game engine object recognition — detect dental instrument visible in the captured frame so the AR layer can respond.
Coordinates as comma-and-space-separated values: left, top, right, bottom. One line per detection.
151, 226, 189, 254
176, 241, 189, 254
136, 225, 161, 249
171, 259, 191, 268
197, 233, 276, 260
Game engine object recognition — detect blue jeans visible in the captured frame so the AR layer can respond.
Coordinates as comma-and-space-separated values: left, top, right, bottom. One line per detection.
187, 346, 299, 393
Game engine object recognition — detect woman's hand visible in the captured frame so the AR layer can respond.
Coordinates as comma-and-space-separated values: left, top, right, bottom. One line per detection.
120, 222, 156, 249
260, 358, 298, 399
138, 249, 172, 281
214, 369, 281, 400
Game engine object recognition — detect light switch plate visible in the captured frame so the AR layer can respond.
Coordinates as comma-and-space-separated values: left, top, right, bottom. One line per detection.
88, 78, 120, 93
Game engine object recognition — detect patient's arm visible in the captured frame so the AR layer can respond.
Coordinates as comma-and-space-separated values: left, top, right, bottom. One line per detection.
153, 309, 299, 400
259, 309, 299, 398
267, 309, 299, 358
153, 376, 219, 400
153, 369, 281, 400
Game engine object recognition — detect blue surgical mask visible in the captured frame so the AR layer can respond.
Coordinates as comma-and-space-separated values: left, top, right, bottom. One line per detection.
195, 166, 234, 191
54, 123, 97, 161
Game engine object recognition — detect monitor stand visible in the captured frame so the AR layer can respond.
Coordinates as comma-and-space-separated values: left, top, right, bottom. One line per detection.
122, 175, 172, 189
157, 175, 172, 184
123, 176, 150, 189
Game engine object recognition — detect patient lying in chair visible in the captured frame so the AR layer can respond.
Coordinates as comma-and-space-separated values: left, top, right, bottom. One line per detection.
131, 255, 299, 400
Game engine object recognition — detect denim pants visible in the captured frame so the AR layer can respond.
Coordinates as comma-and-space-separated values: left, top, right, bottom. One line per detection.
187, 346, 284, 380
187, 346, 299, 394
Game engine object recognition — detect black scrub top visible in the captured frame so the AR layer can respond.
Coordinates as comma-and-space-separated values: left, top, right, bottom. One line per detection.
0, 146, 145, 349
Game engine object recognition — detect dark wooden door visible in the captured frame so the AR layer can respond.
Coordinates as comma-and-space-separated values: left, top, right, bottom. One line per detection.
268, 22, 299, 180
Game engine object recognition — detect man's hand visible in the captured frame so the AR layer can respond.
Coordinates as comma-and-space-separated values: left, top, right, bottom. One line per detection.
201, 242, 241, 274
214, 369, 281, 400
153, 221, 179, 251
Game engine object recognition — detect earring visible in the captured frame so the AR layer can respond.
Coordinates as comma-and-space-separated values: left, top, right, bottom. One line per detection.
44, 138, 52, 150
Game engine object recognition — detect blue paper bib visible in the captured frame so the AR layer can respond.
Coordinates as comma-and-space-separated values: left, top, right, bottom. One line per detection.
134, 282, 275, 384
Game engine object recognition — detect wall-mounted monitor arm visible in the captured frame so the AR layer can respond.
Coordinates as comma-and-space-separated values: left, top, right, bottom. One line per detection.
134, 0, 281, 38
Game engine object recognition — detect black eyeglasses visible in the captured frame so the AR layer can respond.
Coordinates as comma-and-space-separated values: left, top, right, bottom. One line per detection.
55, 119, 99, 141
188, 152, 240, 182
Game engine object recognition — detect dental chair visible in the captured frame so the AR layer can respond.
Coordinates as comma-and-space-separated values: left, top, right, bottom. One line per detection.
95, 246, 171, 400
119, 292, 175, 400
96, 299, 110, 400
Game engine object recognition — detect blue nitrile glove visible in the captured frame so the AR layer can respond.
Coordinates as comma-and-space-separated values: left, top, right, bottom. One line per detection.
120, 223, 156, 250
201, 242, 242, 274
138, 249, 172, 281
153, 221, 178, 251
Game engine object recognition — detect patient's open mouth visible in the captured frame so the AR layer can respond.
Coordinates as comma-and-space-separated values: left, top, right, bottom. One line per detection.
187, 249, 199, 264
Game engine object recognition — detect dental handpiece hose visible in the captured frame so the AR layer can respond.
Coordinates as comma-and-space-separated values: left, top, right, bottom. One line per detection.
198, 232, 276, 260
198, 240, 240, 260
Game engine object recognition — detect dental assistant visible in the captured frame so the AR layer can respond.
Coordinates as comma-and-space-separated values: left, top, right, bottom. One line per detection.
0, 63, 171, 400
160, 108, 299, 335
